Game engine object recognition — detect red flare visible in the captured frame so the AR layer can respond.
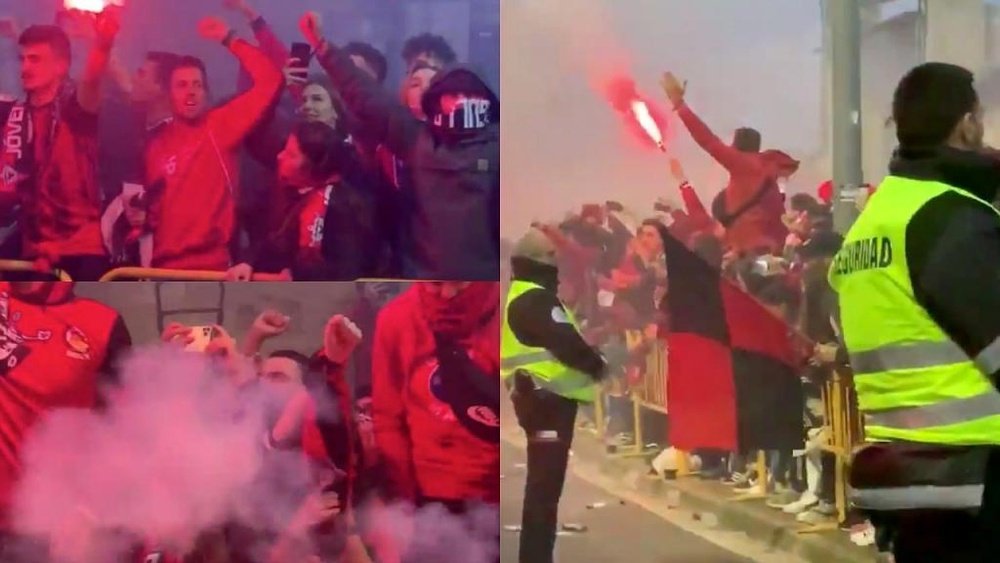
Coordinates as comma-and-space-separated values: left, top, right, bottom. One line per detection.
63, 0, 121, 13
604, 75, 669, 153
630, 100, 665, 151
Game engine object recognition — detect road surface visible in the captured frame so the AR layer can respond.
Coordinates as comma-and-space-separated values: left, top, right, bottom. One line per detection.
501, 440, 773, 563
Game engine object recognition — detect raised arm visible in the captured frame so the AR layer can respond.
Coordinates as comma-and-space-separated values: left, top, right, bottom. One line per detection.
226, 0, 303, 103
660, 71, 753, 173
199, 17, 283, 150
76, 6, 121, 114
300, 12, 421, 157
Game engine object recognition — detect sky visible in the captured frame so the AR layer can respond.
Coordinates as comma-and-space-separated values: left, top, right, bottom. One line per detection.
496, 0, 1000, 237
500, 0, 835, 236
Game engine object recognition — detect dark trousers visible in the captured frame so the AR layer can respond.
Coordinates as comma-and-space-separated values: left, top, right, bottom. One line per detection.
510, 373, 578, 563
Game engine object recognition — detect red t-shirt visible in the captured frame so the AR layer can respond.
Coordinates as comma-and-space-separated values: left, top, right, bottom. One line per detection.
16, 95, 105, 259
0, 283, 130, 529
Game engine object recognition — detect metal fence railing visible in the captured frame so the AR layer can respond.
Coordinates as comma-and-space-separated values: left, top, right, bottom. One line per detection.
589, 339, 864, 530
0, 260, 72, 281
99, 268, 288, 282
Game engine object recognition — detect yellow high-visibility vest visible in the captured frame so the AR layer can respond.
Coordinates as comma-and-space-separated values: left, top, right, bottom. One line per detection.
500, 280, 596, 402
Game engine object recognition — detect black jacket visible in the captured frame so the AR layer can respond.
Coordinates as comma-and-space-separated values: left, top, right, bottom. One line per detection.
897, 146, 1000, 374
316, 45, 499, 281
507, 257, 606, 381
253, 176, 384, 281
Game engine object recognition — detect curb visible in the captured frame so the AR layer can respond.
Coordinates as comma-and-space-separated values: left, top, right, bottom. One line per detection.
567, 432, 878, 563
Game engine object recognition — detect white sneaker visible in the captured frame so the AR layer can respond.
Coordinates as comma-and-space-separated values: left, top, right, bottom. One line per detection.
782, 491, 819, 514
796, 501, 836, 524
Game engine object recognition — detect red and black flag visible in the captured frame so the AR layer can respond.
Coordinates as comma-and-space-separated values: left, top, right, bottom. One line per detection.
660, 227, 806, 452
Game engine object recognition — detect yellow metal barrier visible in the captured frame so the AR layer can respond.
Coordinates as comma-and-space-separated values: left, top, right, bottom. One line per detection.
0, 260, 72, 281
589, 324, 865, 534
100, 268, 288, 282
798, 369, 861, 534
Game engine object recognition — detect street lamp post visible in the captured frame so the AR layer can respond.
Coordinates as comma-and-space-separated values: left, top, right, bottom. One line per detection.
828, 0, 864, 233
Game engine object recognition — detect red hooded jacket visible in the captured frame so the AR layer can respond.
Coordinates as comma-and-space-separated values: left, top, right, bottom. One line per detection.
371, 283, 500, 504
675, 103, 798, 253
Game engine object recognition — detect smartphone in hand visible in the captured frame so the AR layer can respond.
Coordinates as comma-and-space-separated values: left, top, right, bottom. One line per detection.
185, 326, 220, 353
290, 42, 313, 70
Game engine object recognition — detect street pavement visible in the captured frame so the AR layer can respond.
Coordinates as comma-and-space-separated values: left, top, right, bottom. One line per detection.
500, 440, 762, 563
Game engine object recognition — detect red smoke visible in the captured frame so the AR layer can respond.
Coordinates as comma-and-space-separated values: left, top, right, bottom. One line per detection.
604, 75, 671, 152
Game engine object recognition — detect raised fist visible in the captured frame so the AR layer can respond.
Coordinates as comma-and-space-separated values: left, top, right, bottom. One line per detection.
198, 16, 231, 43
94, 4, 122, 45
299, 11, 324, 48
323, 314, 362, 364
251, 310, 290, 338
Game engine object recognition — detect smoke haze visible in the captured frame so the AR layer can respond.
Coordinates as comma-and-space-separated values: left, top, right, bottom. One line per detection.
501, 0, 824, 234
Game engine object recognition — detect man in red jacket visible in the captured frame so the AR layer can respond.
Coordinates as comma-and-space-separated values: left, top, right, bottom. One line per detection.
1, 10, 121, 280
144, 17, 282, 271
371, 282, 500, 563
661, 72, 798, 254
0, 281, 131, 559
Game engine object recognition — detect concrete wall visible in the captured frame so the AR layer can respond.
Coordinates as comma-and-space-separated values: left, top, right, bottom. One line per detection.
860, 14, 920, 185
74, 282, 405, 355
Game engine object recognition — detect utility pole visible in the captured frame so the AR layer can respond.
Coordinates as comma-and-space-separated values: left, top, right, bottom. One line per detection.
828, 0, 864, 233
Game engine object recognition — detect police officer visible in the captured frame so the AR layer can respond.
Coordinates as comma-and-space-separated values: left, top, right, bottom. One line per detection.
830, 62, 1000, 562
502, 228, 607, 563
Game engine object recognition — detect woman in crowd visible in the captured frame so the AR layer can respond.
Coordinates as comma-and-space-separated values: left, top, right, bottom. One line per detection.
229, 121, 386, 281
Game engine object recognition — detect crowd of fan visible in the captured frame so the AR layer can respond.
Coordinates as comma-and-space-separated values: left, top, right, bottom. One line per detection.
0, 280, 501, 562
511, 150, 877, 542
0, 2, 499, 282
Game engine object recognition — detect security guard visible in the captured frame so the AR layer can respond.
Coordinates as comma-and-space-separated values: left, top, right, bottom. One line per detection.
502, 228, 607, 563
830, 62, 1000, 562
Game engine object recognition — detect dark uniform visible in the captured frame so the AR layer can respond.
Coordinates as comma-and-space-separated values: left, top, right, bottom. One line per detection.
501, 231, 606, 563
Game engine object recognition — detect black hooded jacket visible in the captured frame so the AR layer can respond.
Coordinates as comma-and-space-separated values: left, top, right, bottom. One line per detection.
316, 44, 499, 281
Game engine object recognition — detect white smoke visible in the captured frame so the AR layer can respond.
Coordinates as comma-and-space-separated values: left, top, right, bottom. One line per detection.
12, 345, 309, 561
11, 344, 501, 562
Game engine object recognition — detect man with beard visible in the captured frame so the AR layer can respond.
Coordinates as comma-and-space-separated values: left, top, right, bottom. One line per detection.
143, 17, 282, 271
833, 63, 1000, 562
266, 314, 370, 562
502, 229, 608, 563
370, 282, 501, 563
1, 9, 121, 280
300, 13, 499, 281
0, 282, 131, 559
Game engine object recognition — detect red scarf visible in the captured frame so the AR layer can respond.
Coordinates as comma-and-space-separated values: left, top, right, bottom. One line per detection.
417, 282, 499, 339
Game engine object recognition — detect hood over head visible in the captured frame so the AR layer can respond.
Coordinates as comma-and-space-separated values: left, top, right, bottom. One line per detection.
422, 65, 499, 134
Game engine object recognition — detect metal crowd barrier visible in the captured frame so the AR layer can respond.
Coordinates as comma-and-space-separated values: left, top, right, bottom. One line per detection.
589, 338, 864, 533
798, 368, 861, 534
0, 260, 72, 281
99, 268, 288, 282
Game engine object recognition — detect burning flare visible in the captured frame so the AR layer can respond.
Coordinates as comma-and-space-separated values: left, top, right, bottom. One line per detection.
63, 0, 122, 13
630, 100, 665, 152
